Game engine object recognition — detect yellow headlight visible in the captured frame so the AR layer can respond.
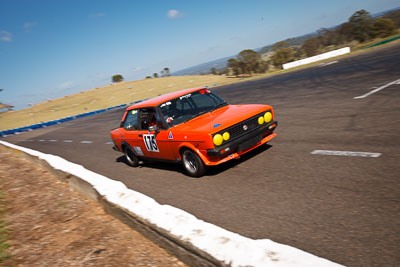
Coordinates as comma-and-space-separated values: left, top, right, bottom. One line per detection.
223, 132, 230, 141
264, 112, 272, 123
258, 116, 264, 125
213, 134, 223, 146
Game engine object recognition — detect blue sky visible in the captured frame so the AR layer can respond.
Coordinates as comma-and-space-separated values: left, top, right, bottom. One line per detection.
1, 0, 399, 110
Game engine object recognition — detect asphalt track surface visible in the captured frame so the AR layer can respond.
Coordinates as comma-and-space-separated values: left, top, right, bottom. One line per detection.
3, 43, 400, 266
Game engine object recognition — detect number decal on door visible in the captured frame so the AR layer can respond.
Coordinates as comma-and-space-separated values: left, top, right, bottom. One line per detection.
143, 134, 159, 152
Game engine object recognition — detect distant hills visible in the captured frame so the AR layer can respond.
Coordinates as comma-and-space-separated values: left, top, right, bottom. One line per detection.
172, 7, 399, 76
172, 32, 318, 76
173, 56, 232, 76
258, 33, 317, 54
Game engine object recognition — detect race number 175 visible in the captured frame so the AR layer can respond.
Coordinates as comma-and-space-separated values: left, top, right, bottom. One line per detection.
143, 134, 159, 152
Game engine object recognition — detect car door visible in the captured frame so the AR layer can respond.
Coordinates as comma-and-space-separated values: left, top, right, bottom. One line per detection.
137, 108, 176, 161
121, 109, 147, 157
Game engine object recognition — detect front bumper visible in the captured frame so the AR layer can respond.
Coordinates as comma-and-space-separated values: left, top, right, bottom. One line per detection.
204, 121, 277, 164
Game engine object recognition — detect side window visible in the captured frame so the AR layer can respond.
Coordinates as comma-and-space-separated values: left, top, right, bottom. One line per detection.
123, 110, 138, 130
137, 108, 168, 131
156, 112, 167, 130
138, 108, 159, 130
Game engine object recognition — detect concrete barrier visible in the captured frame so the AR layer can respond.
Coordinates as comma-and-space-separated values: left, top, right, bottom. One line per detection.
0, 140, 342, 267
283, 47, 350, 70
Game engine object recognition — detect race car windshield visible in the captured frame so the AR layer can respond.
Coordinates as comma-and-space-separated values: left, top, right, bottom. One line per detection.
159, 89, 227, 127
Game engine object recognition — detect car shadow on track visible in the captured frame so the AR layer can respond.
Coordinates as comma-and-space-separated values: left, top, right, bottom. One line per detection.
114, 144, 273, 178
206, 144, 272, 176
115, 156, 187, 175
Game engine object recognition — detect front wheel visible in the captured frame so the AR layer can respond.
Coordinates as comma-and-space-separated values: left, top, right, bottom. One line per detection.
124, 146, 139, 167
181, 149, 206, 177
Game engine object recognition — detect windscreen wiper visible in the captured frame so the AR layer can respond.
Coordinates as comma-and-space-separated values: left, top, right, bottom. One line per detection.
185, 102, 228, 123
188, 110, 209, 121
212, 101, 228, 111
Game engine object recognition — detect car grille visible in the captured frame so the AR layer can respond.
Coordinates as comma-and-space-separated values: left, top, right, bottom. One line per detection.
228, 116, 259, 139
216, 111, 268, 142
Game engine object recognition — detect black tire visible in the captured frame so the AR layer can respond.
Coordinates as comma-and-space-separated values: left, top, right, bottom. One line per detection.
181, 149, 206, 177
124, 146, 139, 167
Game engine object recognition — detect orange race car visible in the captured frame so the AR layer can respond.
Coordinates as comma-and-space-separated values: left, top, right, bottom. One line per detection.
110, 87, 277, 177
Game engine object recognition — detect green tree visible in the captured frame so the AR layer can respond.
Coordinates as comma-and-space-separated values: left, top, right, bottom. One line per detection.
349, 9, 374, 42
293, 47, 303, 59
112, 74, 124, 83
271, 47, 295, 69
371, 18, 395, 38
227, 58, 241, 76
272, 41, 289, 51
302, 38, 321, 57
256, 61, 269, 73
337, 22, 356, 43
218, 69, 229, 75
153, 73, 159, 78
318, 28, 341, 46
237, 49, 263, 74
161, 67, 170, 77
210, 67, 217, 75
384, 9, 400, 28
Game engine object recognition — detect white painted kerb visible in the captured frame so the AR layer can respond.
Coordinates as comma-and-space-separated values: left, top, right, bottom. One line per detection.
0, 140, 342, 267
283, 47, 350, 70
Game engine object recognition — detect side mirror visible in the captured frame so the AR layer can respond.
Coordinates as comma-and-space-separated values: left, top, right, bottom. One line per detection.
148, 125, 159, 133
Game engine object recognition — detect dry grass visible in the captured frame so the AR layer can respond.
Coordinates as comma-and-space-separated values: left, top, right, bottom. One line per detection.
1, 34, 399, 131
0, 75, 246, 131
0, 146, 186, 266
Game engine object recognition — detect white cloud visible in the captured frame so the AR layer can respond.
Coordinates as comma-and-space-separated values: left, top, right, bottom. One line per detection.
95, 73, 106, 79
167, 9, 183, 19
58, 81, 75, 90
23, 22, 38, 32
89, 13, 105, 19
0, 31, 12, 42
132, 66, 142, 72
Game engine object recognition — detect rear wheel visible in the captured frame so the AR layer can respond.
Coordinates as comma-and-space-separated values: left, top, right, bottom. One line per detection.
181, 149, 206, 177
124, 146, 139, 167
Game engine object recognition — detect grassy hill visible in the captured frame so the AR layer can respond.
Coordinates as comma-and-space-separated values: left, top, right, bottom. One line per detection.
0, 75, 244, 131
2, 28, 399, 132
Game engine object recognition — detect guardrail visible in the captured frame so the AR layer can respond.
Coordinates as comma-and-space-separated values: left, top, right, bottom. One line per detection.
0, 104, 128, 137
361, 36, 400, 49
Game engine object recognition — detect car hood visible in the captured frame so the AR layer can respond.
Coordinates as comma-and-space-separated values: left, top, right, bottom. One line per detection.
175, 104, 270, 134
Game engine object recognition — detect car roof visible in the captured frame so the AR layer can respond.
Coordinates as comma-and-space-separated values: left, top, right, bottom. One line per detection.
127, 87, 206, 110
